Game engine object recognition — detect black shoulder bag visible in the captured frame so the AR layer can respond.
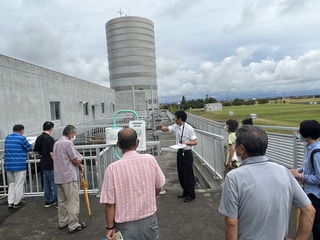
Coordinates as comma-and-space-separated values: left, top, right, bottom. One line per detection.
310, 149, 320, 170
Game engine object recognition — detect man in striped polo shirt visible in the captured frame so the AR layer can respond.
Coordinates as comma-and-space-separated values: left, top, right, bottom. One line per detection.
4, 124, 32, 208
100, 128, 166, 240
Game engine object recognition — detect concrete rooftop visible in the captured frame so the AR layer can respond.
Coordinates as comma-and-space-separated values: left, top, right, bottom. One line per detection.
0, 116, 300, 240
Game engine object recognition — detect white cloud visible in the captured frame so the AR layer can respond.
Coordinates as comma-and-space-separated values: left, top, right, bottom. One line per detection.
158, 47, 320, 101
1, 0, 320, 103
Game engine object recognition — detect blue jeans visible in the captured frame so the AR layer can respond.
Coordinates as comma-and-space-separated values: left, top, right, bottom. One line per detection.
308, 194, 320, 239
43, 170, 57, 205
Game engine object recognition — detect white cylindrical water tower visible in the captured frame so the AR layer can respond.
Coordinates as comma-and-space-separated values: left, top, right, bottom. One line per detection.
105, 16, 158, 113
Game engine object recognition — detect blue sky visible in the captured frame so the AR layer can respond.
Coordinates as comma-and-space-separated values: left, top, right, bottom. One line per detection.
1, 0, 320, 103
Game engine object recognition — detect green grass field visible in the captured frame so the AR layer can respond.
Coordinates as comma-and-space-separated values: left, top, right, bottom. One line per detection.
187, 99, 320, 128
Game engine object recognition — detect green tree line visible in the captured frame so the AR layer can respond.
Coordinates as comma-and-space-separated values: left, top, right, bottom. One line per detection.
160, 96, 272, 111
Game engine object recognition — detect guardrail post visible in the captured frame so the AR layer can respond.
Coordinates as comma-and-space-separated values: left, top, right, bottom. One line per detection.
293, 135, 298, 168
95, 146, 102, 196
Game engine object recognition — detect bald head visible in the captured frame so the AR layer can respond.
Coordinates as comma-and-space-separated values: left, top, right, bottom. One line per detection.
117, 128, 138, 151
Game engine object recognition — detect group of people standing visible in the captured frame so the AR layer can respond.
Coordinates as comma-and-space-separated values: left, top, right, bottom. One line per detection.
3, 113, 320, 239
3, 111, 196, 239
4, 123, 86, 234
220, 117, 320, 240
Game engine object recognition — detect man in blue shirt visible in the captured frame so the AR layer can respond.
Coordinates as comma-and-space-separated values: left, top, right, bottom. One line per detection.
4, 124, 32, 208
291, 120, 320, 239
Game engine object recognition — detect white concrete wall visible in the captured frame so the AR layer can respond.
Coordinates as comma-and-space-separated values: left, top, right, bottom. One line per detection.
0, 55, 115, 139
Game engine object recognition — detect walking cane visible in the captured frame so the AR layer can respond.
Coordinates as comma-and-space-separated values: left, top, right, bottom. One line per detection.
81, 172, 92, 221
296, 208, 300, 230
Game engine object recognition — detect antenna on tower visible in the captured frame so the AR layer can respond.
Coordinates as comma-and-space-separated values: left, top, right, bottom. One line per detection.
118, 8, 123, 17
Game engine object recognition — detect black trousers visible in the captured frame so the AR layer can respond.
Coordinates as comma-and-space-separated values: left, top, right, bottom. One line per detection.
177, 149, 195, 197
308, 193, 320, 239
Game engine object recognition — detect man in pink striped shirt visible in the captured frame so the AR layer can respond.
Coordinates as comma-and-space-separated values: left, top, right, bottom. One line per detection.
100, 128, 165, 240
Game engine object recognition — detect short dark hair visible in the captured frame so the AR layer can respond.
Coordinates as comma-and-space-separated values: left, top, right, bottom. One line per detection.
43, 121, 54, 131
236, 125, 268, 156
63, 125, 76, 136
299, 120, 320, 140
175, 111, 187, 122
242, 118, 253, 125
226, 119, 238, 132
118, 128, 138, 150
13, 124, 24, 132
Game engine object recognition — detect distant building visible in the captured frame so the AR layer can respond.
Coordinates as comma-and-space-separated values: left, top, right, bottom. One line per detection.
204, 103, 222, 111
105, 16, 159, 114
0, 54, 115, 140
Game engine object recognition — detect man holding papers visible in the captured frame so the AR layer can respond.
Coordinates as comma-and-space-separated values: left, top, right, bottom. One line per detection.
157, 111, 197, 202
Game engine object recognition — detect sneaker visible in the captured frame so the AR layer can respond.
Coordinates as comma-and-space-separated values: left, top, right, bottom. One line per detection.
13, 199, 27, 208
8, 204, 13, 209
159, 189, 166, 195
13, 203, 23, 208
68, 222, 86, 234
45, 201, 55, 208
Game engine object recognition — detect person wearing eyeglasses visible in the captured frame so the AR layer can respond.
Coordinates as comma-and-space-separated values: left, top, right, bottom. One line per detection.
219, 125, 315, 240
157, 111, 197, 202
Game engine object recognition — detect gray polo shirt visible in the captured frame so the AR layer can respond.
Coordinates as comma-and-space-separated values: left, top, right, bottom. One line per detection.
219, 156, 310, 240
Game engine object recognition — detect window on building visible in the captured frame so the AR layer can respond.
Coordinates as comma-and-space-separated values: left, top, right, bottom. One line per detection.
101, 103, 105, 113
50, 102, 60, 120
111, 102, 115, 112
148, 99, 158, 104
84, 102, 89, 116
